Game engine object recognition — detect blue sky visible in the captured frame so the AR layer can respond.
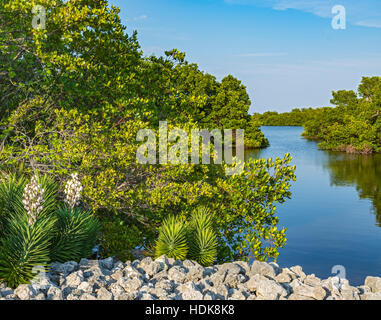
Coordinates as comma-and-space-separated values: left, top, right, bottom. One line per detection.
110, 0, 381, 113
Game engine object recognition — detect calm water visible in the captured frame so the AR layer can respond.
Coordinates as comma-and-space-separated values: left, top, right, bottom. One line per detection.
246, 126, 381, 286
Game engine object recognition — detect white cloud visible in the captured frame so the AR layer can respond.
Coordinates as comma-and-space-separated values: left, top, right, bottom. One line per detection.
355, 20, 381, 28
133, 15, 148, 21
225, 0, 381, 28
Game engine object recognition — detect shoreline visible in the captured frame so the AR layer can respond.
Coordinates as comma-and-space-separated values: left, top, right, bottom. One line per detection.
1, 257, 381, 300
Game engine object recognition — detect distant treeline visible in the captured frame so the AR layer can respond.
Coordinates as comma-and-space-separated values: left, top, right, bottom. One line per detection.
252, 108, 319, 127
253, 77, 381, 154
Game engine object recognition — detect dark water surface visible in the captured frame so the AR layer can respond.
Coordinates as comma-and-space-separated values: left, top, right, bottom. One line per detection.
246, 126, 381, 286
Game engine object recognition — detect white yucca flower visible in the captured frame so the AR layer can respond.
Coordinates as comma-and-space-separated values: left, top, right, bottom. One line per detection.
64, 173, 83, 209
22, 174, 45, 226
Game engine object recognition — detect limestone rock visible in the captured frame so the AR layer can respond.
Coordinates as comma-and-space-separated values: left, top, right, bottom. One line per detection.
365, 276, 381, 293
46, 286, 63, 300
119, 277, 143, 293
14, 284, 37, 300
97, 287, 113, 300
168, 266, 187, 283
177, 282, 203, 300
292, 283, 327, 300
275, 272, 293, 283
360, 292, 381, 300
246, 274, 287, 300
250, 261, 280, 278
289, 266, 306, 280
65, 270, 85, 287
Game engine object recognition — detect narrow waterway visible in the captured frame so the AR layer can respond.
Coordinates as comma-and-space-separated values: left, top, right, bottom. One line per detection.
246, 126, 381, 285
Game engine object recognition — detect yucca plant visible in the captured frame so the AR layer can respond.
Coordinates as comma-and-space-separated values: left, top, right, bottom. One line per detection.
0, 212, 56, 288
154, 207, 218, 266
0, 172, 59, 226
50, 207, 101, 263
187, 207, 218, 266
155, 215, 189, 261
0, 172, 27, 236
0, 172, 101, 288
33, 173, 60, 219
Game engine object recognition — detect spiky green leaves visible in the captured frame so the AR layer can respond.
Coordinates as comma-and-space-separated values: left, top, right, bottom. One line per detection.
155, 215, 188, 261
34, 174, 59, 219
0, 172, 59, 219
50, 208, 101, 263
188, 227, 218, 267
0, 172, 26, 223
154, 207, 218, 266
0, 173, 100, 288
187, 207, 217, 266
0, 213, 56, 288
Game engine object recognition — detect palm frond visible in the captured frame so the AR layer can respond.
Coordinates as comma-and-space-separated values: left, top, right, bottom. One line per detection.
189, 206, 215, 231
0, 172, 26, 236
50, 208, 101, 263
187, 207, 218, 266
35, 173, 60, 219
155, 215, 188, 260
188, 226, 218, 266
0, 172, 26, 216
0, 213, 56, 288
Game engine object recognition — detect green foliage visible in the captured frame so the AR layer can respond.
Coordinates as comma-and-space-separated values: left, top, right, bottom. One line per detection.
155, 215, 189, 261
0, 212, 56, 288
187, 207, 218, 266
188, 227, 218, 266
0, 172, 59, 234
0, 0, 296, 265
154, 207, 218, 266
188, 206, 215, 231
0, 173, 26, 234
98, 216, 147, 262
302, 77, 381, 154
50, 208, 101, 263
254, 77, 381, 154
253, 108, 319, 127
215, 154, 296, 262
0, 173, 100, 287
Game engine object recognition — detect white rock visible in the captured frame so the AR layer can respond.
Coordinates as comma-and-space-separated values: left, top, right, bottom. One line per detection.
77, 281, 93, 293
14, 284, 37, 300
250, 261, 279, 278
290, 266, 306, 280
119, 277, 143, 292
365, 276, 381, 293
177, 282, 203, 300
168, 266, 187, 283
246, 274, 287, 299
46, 286, 63, 300
97, 287, 113, 300
65, 271, 84, 287
293, 283, 327, 300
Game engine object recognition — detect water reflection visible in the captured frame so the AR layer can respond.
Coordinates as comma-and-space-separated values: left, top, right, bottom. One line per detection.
246, 129, 381, 228
245, 126, 381, 284
323, 152, 381, 226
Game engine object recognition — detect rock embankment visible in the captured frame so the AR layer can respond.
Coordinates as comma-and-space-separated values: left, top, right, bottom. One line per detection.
1, 256, 381, 300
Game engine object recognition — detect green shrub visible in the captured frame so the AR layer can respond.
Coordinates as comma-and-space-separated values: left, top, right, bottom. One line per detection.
0, 212, 56, 288
0, 173, 100, 287
187, 207, 217, 266
154, 207, 218, 266
0, 0, 297, 265
302, 77, 381, 154
0, 172, 26, 236
155, 215, 189, 261
99, 216, 146, 262
50, 208, 100, 263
